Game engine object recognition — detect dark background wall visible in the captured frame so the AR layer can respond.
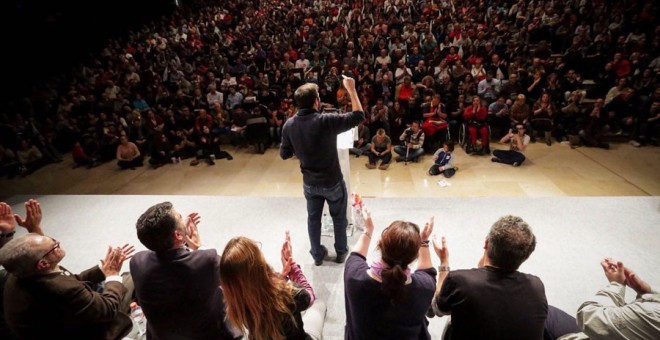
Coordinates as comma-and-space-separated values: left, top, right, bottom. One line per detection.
0, 0, 178, 102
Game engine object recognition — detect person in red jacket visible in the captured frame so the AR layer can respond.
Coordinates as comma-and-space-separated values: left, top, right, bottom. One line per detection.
464, 96, 490, 154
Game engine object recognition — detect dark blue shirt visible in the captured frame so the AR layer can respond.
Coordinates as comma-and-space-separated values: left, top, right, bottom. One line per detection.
280, 108, 364, 187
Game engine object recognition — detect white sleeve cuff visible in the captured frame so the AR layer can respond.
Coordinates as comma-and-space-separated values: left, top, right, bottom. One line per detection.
105, 275, 122, 283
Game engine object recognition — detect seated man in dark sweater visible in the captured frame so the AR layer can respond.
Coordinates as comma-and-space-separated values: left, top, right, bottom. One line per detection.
431, 215, 579, 340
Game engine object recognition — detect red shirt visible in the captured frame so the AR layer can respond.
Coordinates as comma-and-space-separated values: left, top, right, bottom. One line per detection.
464, 105, 487, 122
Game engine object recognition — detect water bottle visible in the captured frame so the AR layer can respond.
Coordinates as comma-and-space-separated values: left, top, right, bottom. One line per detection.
130, 302, 147, 336
322, 213, 333, 236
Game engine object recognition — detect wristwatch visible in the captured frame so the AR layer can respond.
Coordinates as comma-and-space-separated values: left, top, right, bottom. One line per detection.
438, 266, 450, 272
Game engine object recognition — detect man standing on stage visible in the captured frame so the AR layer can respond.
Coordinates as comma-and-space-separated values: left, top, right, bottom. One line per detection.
280, 77, 364, 266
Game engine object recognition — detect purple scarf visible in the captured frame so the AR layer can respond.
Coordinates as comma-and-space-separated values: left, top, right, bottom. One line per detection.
370, 259, 412, 283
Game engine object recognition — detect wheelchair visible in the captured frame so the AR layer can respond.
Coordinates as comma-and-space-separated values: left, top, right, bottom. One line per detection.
458, 120, 492, 155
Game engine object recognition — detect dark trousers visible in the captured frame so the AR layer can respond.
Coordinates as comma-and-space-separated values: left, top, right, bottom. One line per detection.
444, 305, 579, 340
303, 180, 348, 262
493, 149, 526, 165
544, 305, 581, 340
368, 151, 392, 165
117, 156, 144, 169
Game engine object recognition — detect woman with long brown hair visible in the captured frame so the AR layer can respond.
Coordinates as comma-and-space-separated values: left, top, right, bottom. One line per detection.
220, 233, 325, 340
344, 210, 437, 339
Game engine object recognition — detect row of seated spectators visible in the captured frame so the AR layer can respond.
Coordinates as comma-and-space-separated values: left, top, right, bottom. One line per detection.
1, 198, 657, 339
0, 0, 658, 179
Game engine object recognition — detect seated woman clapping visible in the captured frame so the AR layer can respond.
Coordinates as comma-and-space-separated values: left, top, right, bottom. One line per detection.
344, 210, 437, 339
220, 232, 325, 340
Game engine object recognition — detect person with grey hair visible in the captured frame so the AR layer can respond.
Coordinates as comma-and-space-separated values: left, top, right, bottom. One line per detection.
430, 215, 579, 340
280, 77, 364, 266
0, 202, 135, 339
0, 199, 44, 340
129, 202, 239, 339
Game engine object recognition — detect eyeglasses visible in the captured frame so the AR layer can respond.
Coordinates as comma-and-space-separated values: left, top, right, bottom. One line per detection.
37, 238, 60, 265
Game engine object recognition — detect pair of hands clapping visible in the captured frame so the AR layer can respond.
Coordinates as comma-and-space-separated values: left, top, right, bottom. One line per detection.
281, 231, 296, 278
0, 199, 44, 236
100, 244, 135, 277
361, 209, 449, 263
601, 258, 652, 295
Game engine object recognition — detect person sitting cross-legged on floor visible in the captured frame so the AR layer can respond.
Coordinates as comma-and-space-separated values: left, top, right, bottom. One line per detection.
492, 123, 530, 167
428, 141, 456, 177
366, 128, 393, 170
116, 134, 144, 170
394, 121, 425, 163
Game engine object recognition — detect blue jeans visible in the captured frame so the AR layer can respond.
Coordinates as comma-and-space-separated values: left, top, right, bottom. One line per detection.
394, 145, 424, 161
303, 180, 348, 261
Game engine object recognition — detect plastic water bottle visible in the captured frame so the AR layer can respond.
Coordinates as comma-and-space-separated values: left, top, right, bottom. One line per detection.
322, 213, 334, 236
130, 302, 146, 336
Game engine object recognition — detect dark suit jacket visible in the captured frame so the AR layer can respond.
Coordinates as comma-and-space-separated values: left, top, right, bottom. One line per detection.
130, 247, 231, 340
4, 265, 132, 340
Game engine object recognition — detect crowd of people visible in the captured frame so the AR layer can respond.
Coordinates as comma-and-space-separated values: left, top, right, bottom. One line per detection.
0, 0, 658, 179
0, 198, 658, 339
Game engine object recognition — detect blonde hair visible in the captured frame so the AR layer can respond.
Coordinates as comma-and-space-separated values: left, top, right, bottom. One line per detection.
376, 128, 386, 137
220, 237, 296, 340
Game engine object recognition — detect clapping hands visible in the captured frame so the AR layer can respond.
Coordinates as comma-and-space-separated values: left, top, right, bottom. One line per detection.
427, 217, 449, 265
0, 202, 16, 234
600, 258, 626, 285
601, 258, 653, 294
281, 231, 295, 277
100, 244, 135, 277
185, 212, 202, 250
0, 199, 45, 237
14, 199, 43, 235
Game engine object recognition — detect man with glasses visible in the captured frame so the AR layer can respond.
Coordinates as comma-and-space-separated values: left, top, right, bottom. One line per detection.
1, 199, 45, 340
130, 202, 240, 339
0, 202, 135, 339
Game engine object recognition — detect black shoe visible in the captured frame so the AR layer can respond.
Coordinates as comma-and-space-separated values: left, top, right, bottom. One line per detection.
208, 159, 215, 166
336, 250, 349, 264
484, 147, 491, 154
314, 245, 328, 266
227, 154, 233, 161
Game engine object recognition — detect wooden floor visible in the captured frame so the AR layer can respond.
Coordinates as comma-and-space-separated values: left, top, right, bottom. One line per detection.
1, 141, 659, 200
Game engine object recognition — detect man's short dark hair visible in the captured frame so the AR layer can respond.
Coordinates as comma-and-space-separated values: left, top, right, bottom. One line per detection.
487, 215, 536, 271
294, 83, 319, 109
136, 202, 177, 253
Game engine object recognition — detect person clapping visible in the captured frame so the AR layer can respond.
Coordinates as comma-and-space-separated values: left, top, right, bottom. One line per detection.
220, 232, 326, 340
344, 210, 438, 339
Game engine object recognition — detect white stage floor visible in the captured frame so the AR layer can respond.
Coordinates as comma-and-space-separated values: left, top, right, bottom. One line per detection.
5, 195, 660, 339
